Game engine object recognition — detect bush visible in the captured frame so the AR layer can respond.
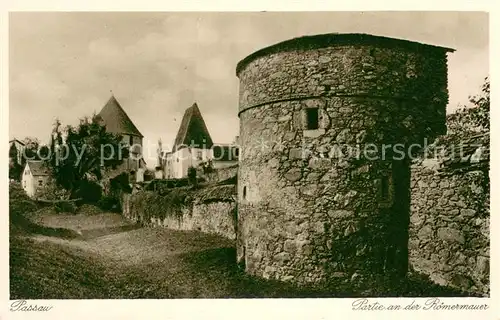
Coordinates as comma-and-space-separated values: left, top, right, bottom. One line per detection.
9, 182, 38, 217
200, 160, 214, 174
110, 173, 132, 193
9, 182, 31, 202
54, 201, 78, 214
97, 195, 120, 212
187, 166, 197, 186
9, 182, 39, 232
35, 179, 71, 201
130, 187, 192, 223
10, 200, 38, 223
75, 180, 102, 203
77, 204, 105, 216
145, 178, 190, 192
144, 169, 155, 181
447, 77, 489, 135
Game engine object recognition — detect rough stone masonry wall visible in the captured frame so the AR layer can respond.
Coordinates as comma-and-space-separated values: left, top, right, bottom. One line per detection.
122, 188, 237, 240
409, 161, 489, 296
237, 39, 450, 285
150, 202, 236, 240
202, 165, 238, 184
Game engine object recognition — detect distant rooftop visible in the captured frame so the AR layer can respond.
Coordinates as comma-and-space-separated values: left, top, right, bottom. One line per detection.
172, 102, 214, 152
26, 160, 51, 176
236, 33, 455, 75
97, 95, 143, 137
9, 138, 25, 146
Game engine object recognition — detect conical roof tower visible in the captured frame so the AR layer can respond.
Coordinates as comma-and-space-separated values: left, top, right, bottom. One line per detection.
97, 95, 143, 137
172, 102, 213, 152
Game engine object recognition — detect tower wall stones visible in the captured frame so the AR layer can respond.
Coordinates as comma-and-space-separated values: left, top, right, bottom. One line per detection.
236, 34, 453, 284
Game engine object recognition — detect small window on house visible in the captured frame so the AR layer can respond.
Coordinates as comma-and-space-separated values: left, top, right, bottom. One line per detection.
129, 136, 134, 145
306, 108, 319, 130
38, 180, 43, 186
243, 186, 247, 200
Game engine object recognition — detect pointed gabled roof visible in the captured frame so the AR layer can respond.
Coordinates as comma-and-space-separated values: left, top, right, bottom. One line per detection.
26, 160, 51, 176
9, 138, 25, 146
97, 95, 143, 137
173, 102, 213, 152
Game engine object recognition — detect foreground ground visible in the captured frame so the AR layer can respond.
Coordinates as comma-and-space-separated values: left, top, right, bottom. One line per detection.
10, 205, 466, 299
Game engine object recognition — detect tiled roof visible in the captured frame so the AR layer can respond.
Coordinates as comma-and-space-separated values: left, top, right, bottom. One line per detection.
97, 95, 143, 137
172, 103, 213, 152
236, 33, 455, 75
9, 139, 25, 146
27, 160, 51, 176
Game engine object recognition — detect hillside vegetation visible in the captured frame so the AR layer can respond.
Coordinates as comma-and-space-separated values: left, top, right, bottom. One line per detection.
10, 182, 466, 298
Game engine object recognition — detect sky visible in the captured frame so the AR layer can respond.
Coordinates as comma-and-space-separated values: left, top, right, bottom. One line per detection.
9, 11, 489, 167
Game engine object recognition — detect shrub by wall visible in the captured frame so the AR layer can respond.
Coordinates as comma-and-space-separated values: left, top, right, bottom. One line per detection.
123, 184, 237, 240
202, 165, 238, 184
9, 182, 39, 229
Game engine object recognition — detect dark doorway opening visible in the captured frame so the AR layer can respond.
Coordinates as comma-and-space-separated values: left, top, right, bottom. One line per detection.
384, 158, 411, 278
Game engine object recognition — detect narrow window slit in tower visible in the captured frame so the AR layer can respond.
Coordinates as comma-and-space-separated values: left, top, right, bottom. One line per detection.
243, 186, 247, 200
306, 108, 319, 130
381, 175, 390, 200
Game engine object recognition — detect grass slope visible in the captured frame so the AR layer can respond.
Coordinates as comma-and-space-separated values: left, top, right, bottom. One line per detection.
10, 237, 111, 299
11, 227, 466, 299
9, 181, 467, 299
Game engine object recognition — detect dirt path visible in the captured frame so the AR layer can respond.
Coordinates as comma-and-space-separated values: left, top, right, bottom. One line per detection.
31, 226, 234, 266
13, 212, 463, 299
20, 213, 263, 298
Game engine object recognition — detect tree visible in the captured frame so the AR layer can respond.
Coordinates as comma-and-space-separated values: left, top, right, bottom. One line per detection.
22, 137, 41, 160
47, 114, 129, 199
187, 166, 197, 187
447, 77, 490, 135
9, 143, 23, 181
9, 137, 49, 181
200, 159, 214, 174
468, 77, 490, 131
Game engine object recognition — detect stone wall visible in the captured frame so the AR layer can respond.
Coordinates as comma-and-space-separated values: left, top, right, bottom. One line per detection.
409, 134, 489, 296
202, 165, 238, 184
122, 185, 237, 240
236, 34, 452, 285
147, 201, 236, 240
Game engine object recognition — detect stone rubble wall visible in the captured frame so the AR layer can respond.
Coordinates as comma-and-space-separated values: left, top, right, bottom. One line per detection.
409, 161, 489, 296
238, 45, 448, 129
202, 165, 238, 184
122, 189, 237, 240
237, 42, 450, 284
149, 202, 236, 240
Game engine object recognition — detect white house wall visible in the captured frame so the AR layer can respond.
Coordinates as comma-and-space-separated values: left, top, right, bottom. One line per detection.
21, 164, 50, 198
165, 148, 214, 179
21, 165, 34, 197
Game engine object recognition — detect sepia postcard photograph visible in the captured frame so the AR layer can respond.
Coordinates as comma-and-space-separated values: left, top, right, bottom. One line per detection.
2, 7, 495, 320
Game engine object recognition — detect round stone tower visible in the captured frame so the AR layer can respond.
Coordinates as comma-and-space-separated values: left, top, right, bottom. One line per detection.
235, 33, 454, 284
